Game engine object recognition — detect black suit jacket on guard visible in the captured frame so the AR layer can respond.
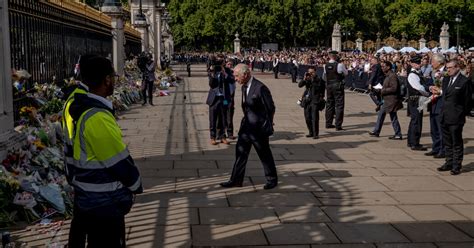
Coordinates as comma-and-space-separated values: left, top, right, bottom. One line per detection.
441, 73, 472, 125
240, 78, 276, 136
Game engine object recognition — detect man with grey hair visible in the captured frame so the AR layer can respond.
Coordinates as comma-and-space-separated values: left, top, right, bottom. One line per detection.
432, 59, 472, 175
220, 64, 278, 189
425, 54, 447, 158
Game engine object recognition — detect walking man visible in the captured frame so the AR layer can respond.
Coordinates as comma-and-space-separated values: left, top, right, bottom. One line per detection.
368, 61, 403, 139
220, 64, 278, 189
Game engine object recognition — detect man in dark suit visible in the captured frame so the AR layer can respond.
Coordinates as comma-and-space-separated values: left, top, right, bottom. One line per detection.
433, 59, 472, 175
220, 63, 278, 190
425, 54, 446, 159
367, 57, 385, 112
206, 58, 232, 145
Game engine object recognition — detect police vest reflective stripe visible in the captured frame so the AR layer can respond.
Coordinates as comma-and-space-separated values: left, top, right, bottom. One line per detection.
72, 107, 140, 193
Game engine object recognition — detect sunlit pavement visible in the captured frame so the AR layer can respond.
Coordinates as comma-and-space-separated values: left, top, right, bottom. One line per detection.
13, 65, 474, 247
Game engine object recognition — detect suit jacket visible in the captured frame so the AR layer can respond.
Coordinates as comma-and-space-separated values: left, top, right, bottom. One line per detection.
381, 70, 403, 113
240, 78, 275, 136
368, 64, 384, 86
206, 71, 231, 106
441, 73, 472, 125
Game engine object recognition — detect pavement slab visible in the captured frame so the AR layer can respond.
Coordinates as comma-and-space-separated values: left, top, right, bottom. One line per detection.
328, 223, 409, 243
393, 222, 474, 242
191, 224, 268, 246
322, 206, 415, 223
262, 223, 340, 244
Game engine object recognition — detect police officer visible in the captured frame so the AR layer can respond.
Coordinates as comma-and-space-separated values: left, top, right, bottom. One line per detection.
407, 55, 430, 151
298, 66, 326, 139
67, 55, 142, 248
323, 52, 348, 130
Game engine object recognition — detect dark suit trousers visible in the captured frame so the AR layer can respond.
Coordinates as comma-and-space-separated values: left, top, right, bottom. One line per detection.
325, 84, 345, 128
142, 80, 153, 104
230, 131, 277, 183
407, 101, 423, 147
304, 104, 319, 137
209, 97, 227, 139
430, 112, 444, 154
442, 123, 464, 170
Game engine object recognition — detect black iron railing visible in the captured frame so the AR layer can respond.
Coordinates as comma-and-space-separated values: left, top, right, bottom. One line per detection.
8, 0, 141, 85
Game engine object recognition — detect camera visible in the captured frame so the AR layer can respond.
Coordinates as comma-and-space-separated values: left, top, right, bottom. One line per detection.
137, 52, 151, 73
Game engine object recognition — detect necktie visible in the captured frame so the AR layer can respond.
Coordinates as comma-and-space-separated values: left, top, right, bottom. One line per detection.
242, 85, 248, 104
449, 77, 454, 87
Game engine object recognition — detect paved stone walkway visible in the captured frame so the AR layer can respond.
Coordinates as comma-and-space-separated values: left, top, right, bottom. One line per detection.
12, 65, 474, 247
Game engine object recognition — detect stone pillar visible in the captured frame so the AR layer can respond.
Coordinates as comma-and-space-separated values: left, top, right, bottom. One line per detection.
331, 21, 341, 52
102, 2, 125, 75
439, 22, 450, 50
0, 0, 13, 132
419, 37, 426, 49
356, 38, 363, 52
156, 7, 163, 69
111, 17, 125, 75
0, 0, 26, 159
376, 32, 382, 49
141, 27, 149, 52
234, 33, 241, 54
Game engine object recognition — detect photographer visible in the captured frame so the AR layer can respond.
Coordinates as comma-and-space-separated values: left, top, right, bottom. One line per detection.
206, 57, 232, 145
138, 53, 155, 106
298, 66, 326, 139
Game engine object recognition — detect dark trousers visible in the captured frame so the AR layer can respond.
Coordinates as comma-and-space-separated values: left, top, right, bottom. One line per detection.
291, 71, 297, 83
230, 130, 277, 183
273, 68, 279, 79
142, 80, 153, 104
442, 123, 464, 170
325, 84, 345, 128
187, 69, 191, 77
209, 98, 228, 139
217, 96, 234, 137
68, 208, 126, 248
430, 113, 444, 154
407, 101, 423, 147
373, 107, 402, 136
304, 104, 319, 137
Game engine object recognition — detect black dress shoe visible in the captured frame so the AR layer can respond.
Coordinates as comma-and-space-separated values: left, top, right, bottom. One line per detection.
326, 124, 336, 128
450, 169, 461, 175
306, 134, 314, 138
388, 135, 403, 140
411, 146, 427, 151
368, 131, 379, 137
220, 181, 243, 188
313, 136, 319, 139
433, 154, 446, 159
424, 151, 437, 156
263, 181, 278, 190
335, 127, 344, 131
437, 165, 452, 171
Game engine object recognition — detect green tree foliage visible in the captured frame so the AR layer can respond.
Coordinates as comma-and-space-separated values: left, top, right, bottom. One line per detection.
87, 0, 473, 51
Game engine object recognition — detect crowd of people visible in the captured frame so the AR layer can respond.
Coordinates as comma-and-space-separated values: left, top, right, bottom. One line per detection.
198, 49, 473, 179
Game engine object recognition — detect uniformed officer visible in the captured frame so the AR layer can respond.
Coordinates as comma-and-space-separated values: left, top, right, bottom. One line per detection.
407, 55, 430, 151
323, 52, 348, 130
